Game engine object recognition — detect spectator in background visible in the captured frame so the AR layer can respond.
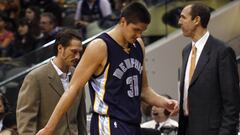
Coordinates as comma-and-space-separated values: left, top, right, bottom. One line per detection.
11, 18, 36, 57
37, 12, 61, 48
0, 14, 14, 57
0, 0, 20, 32
24, 5, 41, 39
17, 29, 87, 135
141, 95, 178, 134
0, 93, 9, 131
25, 5, 40, 23
0, 1, 6, 11
20, 0, 63, 26
0, 112, 17, 135
37, 0, 63, 25
74, 0, 112, 38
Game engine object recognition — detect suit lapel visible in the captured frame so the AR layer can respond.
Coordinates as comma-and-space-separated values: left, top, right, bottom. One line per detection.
180, 44, 192, 92
179, 44, 192, 108
47, 62, 65, 96
189, 35, 212, 86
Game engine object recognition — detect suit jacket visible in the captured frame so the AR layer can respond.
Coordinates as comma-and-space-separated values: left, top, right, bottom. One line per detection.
178, 35, 240, 135
17, 62, 87, 135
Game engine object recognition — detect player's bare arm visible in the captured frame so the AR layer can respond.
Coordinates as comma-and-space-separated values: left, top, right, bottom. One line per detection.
137, 38, 179, 115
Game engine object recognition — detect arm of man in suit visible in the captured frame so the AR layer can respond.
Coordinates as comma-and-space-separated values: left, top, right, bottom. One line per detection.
16, 73, 40, 135
218, 46, 240, 135
77, 88, 87, 135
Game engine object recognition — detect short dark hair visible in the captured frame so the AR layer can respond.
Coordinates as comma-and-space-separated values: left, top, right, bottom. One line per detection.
41, 12, 56, 26
120, 2, 151, 24
17, 18, 29, 26
53, 29, 82, 56
190, 2, 211, 28
27, 5, 41, 21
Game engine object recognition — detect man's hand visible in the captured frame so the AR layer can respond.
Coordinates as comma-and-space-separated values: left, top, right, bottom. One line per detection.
36, 128, 53, 135
165, 99, 179, 116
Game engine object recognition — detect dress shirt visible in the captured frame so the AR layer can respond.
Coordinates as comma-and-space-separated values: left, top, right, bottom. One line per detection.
141, 118, 178, 130
51, 59, 74, 91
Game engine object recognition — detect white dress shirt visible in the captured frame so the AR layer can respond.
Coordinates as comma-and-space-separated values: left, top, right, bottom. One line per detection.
0, 119, 3, 131
141, 118, 178, 130
51, 59, 74, 91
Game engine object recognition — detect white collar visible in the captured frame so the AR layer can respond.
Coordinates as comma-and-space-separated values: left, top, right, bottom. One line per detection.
192, 31, 210, 52
51, 58, 72, 79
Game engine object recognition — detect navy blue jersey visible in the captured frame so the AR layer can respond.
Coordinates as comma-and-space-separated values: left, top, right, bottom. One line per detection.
89, 33, 144, 125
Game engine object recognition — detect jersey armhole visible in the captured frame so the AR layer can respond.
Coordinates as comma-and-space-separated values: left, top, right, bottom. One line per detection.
135, 40, 144, 62
92, 37, 109, 78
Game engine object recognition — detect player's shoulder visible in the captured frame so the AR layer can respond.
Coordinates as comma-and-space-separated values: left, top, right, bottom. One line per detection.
137, 38, 144, 48
84, 38, 108, 60
86, 38, 108, 54
136, 38, 145, 54
88, 38, 107, 49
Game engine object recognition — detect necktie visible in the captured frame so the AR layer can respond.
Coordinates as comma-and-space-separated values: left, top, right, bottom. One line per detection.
189, 45, 197, 83
155, 122, 160, 130
185, 45, 197, 115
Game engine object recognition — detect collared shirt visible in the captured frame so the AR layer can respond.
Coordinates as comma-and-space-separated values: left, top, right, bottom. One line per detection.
141, 118, 179, 130
183, 31, 210, 115
51, 59, 74, 91
0, 119, 3, 131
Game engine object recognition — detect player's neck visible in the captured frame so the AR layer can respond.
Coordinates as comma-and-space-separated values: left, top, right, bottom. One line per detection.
108, 27, 129, 48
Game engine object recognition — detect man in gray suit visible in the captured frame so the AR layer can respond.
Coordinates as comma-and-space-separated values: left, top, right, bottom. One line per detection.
178, 2, 240, 135
16, 30, 87, 135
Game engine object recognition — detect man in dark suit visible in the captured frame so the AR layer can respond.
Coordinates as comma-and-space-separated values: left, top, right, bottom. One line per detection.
16, 30, 87, 135
177, 2, 240, 135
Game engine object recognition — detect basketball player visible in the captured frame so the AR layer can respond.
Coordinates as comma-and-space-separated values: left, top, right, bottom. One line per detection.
36, 2, 179, 135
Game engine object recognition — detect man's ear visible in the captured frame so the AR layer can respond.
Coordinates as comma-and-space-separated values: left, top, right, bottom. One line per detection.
119, 17, 127, 25
194, 16, 201, 25
57, 44, 64, 52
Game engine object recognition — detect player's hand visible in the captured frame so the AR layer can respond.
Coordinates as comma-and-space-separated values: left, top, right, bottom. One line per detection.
36, 127, 53, 135
165, 99, 179, 116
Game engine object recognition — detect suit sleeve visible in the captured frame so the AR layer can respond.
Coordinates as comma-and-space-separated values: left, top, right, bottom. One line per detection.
77, 88, 87, 135
16, 73, 40, 135
218, 46, 240, 135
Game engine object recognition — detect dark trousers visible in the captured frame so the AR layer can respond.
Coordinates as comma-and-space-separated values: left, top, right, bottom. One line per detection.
182, 116, 189, 135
